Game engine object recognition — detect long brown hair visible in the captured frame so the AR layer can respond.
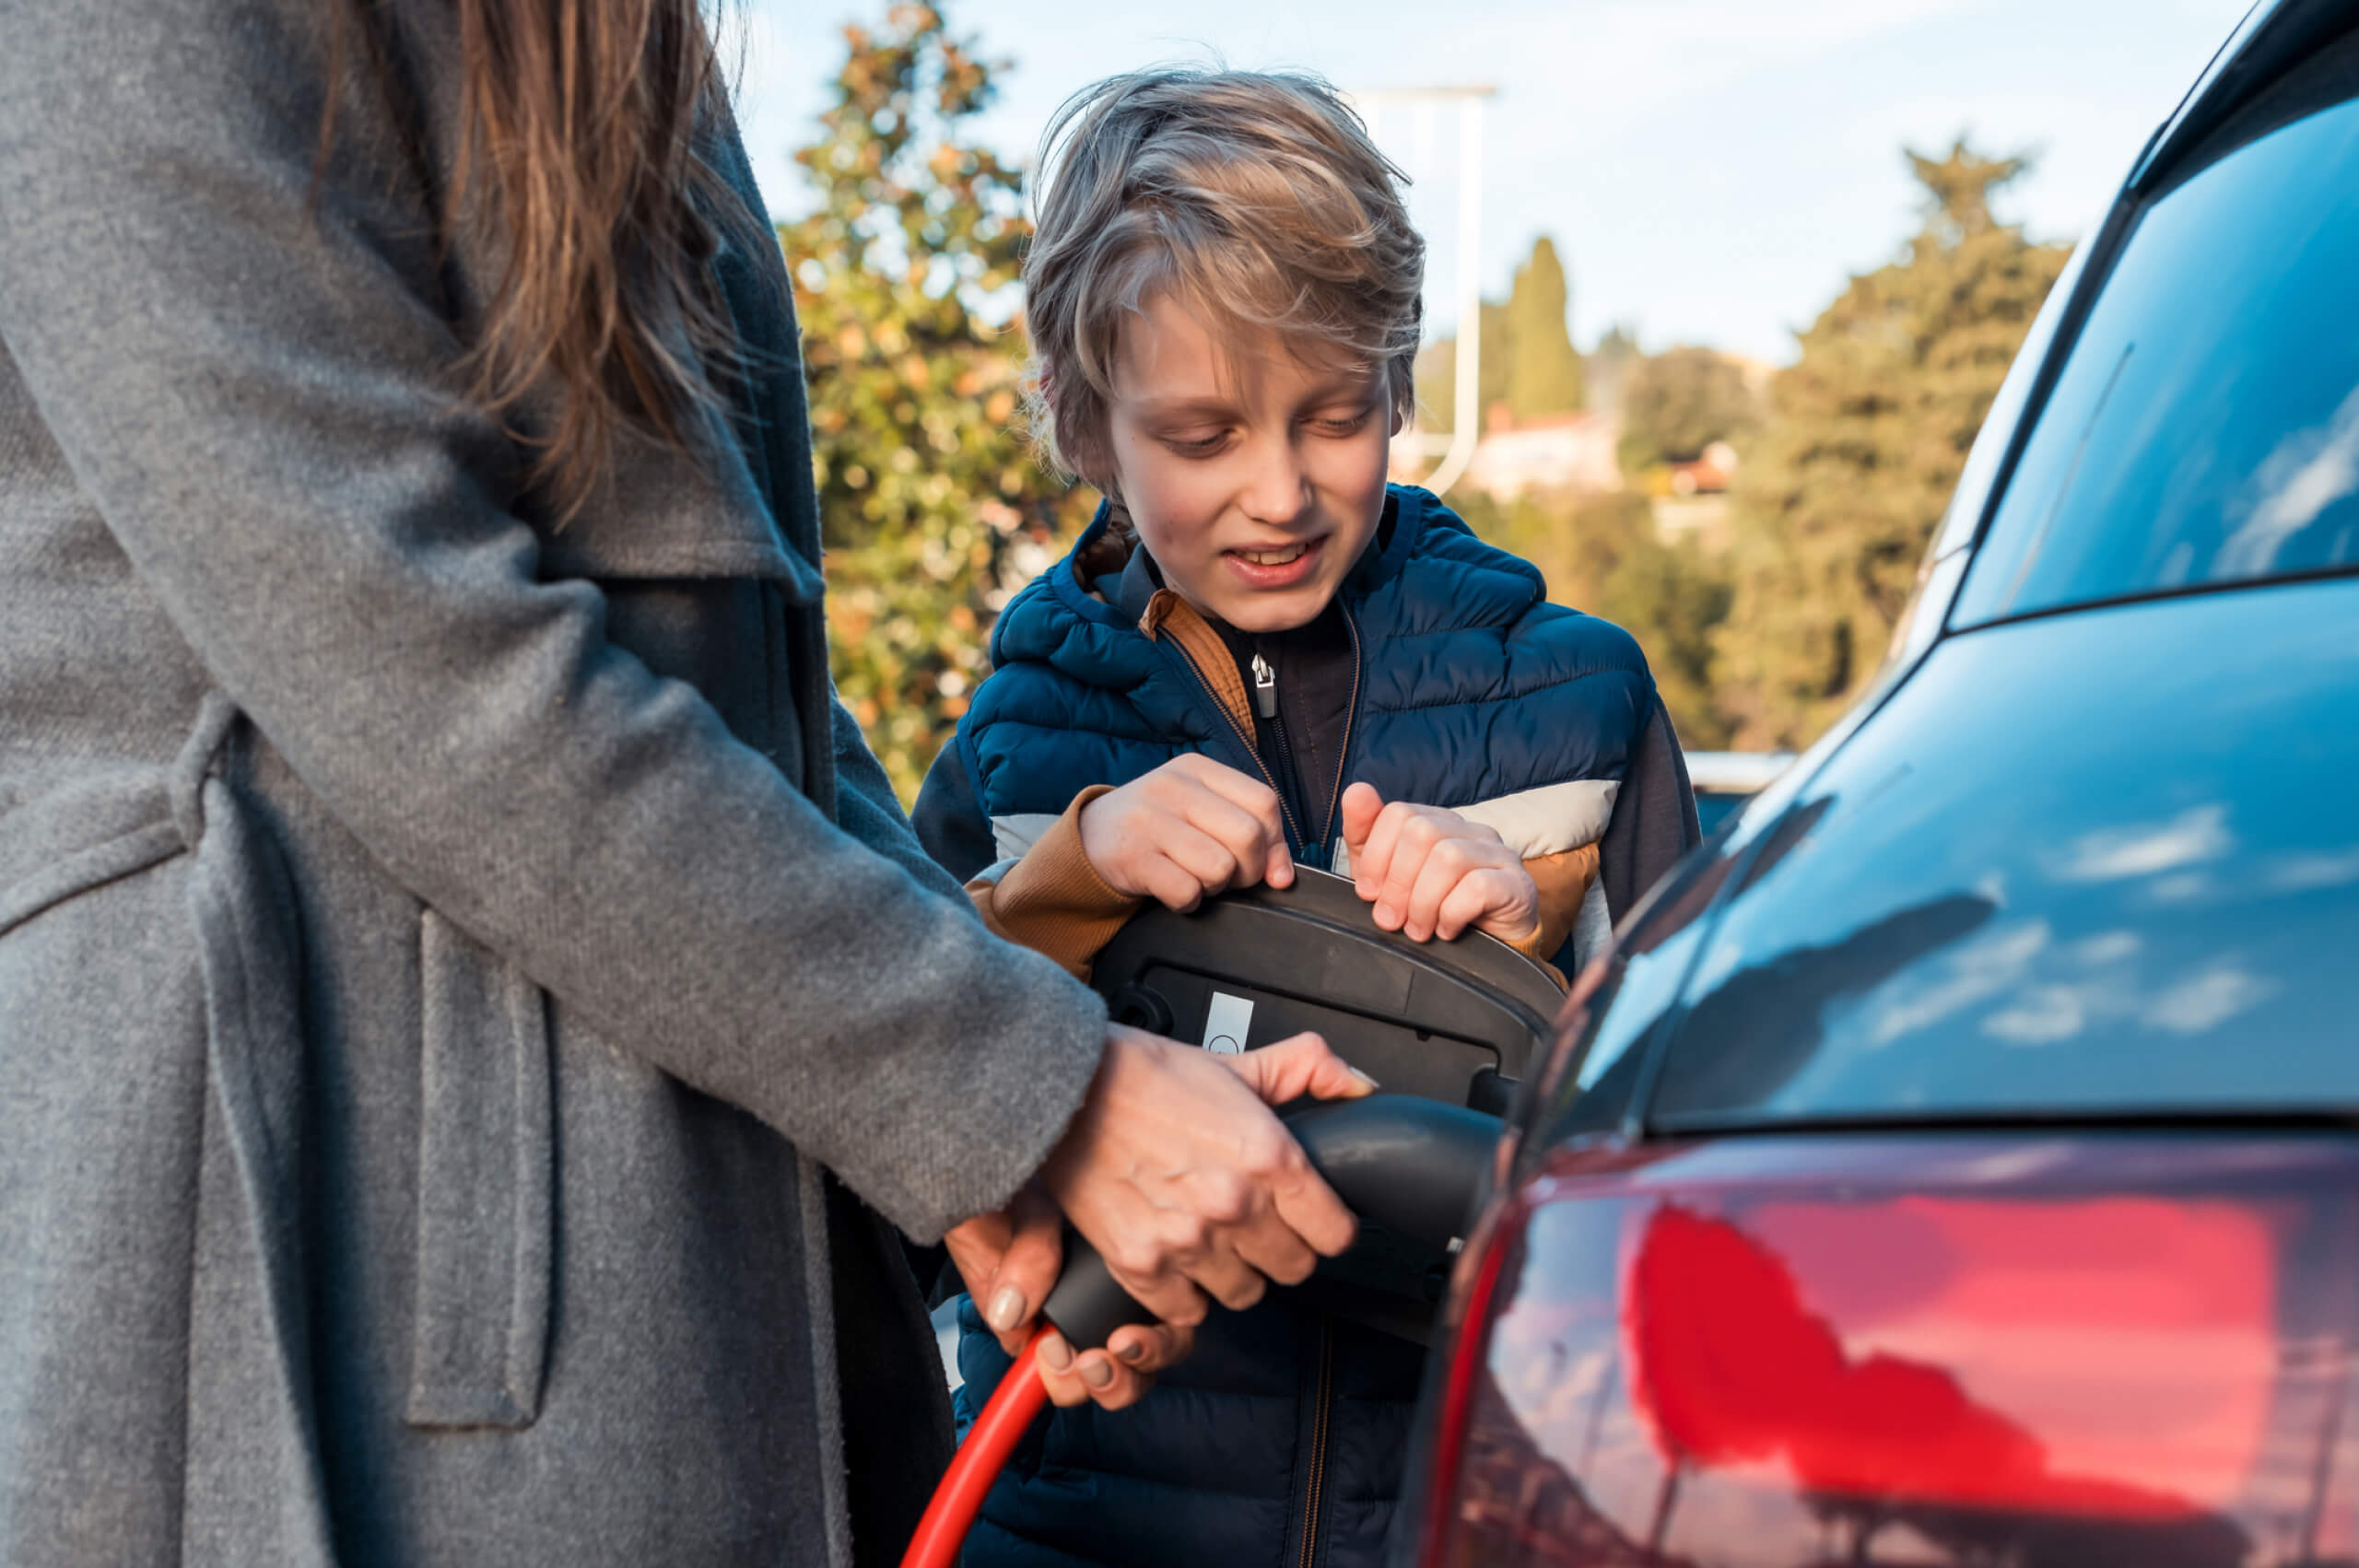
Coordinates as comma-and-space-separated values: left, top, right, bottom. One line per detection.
333, 0, 761, 521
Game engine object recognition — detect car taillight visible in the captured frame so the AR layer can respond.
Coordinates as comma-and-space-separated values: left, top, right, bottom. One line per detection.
1415, 1134, 2359, 1568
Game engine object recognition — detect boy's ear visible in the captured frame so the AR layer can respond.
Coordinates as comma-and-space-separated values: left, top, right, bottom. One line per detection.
1039, 357, 1111, 486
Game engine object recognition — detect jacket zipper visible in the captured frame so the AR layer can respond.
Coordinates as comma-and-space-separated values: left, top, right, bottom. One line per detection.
1253, 649, 1315, 847
1317, 605, 1364, 859
1245, 605, 1364, 865
1168, 644, 1308, 852
1297, 1320, 1336, 1568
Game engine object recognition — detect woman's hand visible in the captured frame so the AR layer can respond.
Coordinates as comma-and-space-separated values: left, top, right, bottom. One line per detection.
1078, 755, 1293, 910
959, 1026, 1371, 1407
943, 1181, 1192, 1411
1339, 782, 1541, 943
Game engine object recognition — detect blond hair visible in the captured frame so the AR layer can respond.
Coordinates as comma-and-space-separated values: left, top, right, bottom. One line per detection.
1022, 68, 1425, 486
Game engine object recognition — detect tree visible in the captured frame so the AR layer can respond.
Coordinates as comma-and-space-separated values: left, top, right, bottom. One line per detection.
1506, 237, 1585, 421
1414, 236, 1582, 433
1712, 140, 2071, 748
1616, 345, 1761, 474
780, 4, 1088, 801
1585, 322, 1643, 417
1414, 301, 1511, 433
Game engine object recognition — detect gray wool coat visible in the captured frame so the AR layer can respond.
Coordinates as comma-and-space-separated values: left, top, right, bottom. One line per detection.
0, 1, 1110, 1563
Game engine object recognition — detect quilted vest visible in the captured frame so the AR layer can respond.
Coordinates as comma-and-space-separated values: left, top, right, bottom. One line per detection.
959, 485, 1655, 876
946, 486, 1660, 1568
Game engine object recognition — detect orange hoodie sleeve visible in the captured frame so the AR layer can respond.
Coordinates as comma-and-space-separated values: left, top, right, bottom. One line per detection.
1498, 842, 1600, 987
965, 785, 1142, 980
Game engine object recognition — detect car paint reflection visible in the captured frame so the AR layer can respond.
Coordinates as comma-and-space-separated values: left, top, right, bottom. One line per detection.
1626, 579, 2359, 1130
1443, 1137, 2359, 1567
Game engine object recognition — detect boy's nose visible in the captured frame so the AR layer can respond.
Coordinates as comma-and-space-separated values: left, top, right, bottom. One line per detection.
1238, 439, 1313, 527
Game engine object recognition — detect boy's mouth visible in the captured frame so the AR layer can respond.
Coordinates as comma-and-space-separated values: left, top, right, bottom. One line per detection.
1222, 533, 1326, 588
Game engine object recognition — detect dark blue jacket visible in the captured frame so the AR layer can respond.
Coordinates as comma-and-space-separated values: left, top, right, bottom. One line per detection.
914, 486, 1695, 1568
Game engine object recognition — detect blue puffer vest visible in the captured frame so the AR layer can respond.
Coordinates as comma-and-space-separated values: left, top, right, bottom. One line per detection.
960, 485, 1655, 872
948, 485, 1658, 1568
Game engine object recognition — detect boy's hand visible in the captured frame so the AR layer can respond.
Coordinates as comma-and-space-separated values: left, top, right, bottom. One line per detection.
1079, 754, 1294, 910
1339, 782, 1540, 943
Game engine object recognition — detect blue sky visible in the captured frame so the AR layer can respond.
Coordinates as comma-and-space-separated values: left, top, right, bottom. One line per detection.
731, 0, 2252, 363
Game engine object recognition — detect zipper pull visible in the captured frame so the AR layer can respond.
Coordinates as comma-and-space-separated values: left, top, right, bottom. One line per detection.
1250, 651, 1278, 720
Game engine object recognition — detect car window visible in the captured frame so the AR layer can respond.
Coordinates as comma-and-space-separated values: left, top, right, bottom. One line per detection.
1952, 50, 2359, 627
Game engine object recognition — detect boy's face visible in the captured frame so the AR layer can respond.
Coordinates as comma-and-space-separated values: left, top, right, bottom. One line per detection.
1101, 295, 1395, 634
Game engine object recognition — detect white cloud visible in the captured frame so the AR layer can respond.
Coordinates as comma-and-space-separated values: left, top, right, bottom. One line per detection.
1870, 919, 2049, 1043
2266, 846, 2359, 893
1985, 983, 2089, 1045
2049, 804, 2233, 883
2144, 966, 2274, 1036
2069, 930, 2142, 965
2222, 382, 2359, 577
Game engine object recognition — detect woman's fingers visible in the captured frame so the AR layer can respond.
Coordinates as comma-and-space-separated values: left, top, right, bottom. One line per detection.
1188, 1246, 1272, 1313
1233, 1217, 1320, 1288
1041, 1031, 1359, 1331
1219, 1030, 1376, 1106
1036, 1328, 1167, 1411
1107, 1318, 1193, 1376
982, 1186, 1064, 1352
942, 1186, 1067, 1355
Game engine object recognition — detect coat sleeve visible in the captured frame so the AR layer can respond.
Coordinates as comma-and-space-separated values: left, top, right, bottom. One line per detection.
1598, 696, 1704, 925
829, 695, 977, 908
0, 0, 1103, 1242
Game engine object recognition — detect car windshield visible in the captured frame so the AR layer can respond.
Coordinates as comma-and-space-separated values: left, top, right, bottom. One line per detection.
1951, 45, 2359, 626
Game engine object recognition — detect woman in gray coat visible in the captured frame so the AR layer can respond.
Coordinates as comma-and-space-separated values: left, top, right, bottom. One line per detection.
0, 1, 1363, 1562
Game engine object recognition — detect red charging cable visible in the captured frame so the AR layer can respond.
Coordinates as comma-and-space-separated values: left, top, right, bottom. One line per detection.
899, 1327, 1055, 1568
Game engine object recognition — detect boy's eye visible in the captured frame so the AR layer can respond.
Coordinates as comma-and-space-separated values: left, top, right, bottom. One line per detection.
1163, 430, 1231, 457
1309, 407, 1375, 437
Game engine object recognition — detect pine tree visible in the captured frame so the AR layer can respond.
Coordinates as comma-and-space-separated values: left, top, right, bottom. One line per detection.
1713, 141, 2071, 748
1506, 237, 1585, 420
1586, 322, 1642, 417
1413, 300, 1512, 434
780, 3, 1088, 801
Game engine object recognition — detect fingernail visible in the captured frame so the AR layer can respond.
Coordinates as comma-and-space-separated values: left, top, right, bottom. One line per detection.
1115, 1339, 1148, 1364
986, 1287, 1026, 1334
1039, 1336, 1073, 1373
1080, 1358, 1115, 1388
1348, 1066, 1380, 1090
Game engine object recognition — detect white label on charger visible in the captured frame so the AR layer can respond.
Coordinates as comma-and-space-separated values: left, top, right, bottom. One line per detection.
1202, 991, 1254, 1056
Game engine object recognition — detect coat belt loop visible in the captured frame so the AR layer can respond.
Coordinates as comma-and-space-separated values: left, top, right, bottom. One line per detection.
170, 692, 242, 848
179, 715, 341, 1564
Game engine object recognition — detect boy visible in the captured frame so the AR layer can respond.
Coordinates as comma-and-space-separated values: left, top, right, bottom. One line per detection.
913, 66, 1698, 1568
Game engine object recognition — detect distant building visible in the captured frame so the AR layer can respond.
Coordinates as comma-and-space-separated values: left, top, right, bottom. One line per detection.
1667, 439, 1740, 497
1458, 404, 1623, 500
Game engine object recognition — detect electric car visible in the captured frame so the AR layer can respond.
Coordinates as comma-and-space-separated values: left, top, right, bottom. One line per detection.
1404, 5, 2359, 1564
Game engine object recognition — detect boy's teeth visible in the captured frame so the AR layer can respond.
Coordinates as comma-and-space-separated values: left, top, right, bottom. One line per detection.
1237, 544, 1308, 566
